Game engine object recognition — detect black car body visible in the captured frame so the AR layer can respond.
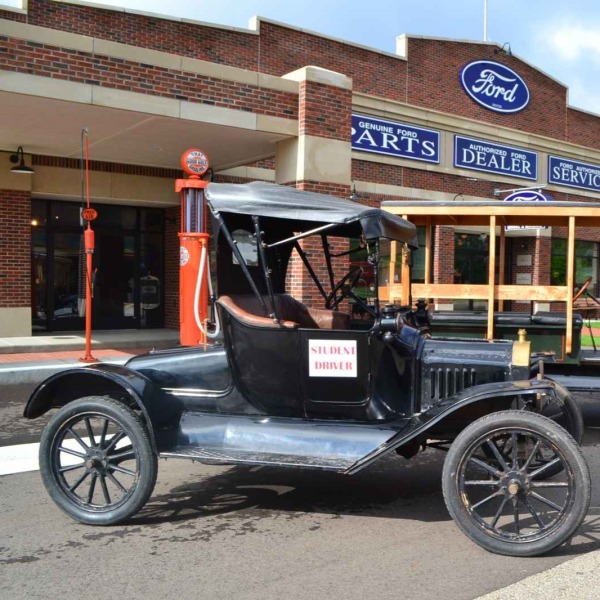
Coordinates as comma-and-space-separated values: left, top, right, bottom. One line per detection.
25, 182, 591, 556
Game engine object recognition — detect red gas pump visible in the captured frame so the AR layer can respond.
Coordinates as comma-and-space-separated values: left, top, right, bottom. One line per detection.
175, 149, 216, 346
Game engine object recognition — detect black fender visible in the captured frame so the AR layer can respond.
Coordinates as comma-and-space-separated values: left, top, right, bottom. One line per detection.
346, 378, 570, 474
24, 364, 183, 453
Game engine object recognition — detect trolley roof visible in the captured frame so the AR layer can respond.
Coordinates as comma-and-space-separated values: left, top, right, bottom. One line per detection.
382, 199, 600, 228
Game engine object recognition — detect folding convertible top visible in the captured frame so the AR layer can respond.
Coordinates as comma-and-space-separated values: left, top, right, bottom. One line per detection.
205, 181, 418, 246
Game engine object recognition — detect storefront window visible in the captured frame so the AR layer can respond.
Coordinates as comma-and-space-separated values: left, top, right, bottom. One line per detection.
31, 199, 165, 331
551, 239, 599, 294
454, 232, 498, 311
454, 232, 489, 284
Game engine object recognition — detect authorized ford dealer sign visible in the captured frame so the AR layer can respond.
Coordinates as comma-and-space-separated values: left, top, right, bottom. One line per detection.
460, 60, 530, 113
454, 135, 538, 180
351, 114, 440, 163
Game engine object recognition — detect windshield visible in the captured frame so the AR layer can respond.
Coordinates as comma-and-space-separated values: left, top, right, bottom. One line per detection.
349, 229, 427, 304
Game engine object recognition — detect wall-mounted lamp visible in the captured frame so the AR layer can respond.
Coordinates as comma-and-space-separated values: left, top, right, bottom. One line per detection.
494, 42, 512, 56
349, 181, 369, 201
9, 147, 34, 174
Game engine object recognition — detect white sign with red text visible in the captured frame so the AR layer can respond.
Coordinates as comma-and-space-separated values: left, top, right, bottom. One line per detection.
308, 339, 357, 378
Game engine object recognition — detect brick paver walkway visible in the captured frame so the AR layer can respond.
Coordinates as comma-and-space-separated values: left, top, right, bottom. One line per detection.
0, 348, 151, 364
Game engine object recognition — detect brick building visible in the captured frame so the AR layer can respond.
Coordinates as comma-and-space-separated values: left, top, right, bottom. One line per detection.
1, 0, 599, 336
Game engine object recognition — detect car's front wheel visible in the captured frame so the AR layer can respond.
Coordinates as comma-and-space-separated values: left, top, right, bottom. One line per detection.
39, 396, 158, 525
442, 410, 590, 556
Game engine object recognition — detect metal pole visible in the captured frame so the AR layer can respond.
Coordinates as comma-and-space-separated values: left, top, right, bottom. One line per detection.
80, 129, 97, 363
483, 0, 488, 41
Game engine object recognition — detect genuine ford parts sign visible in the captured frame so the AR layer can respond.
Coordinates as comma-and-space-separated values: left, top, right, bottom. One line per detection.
460, 60, 530, 113
351, 114, 440, 163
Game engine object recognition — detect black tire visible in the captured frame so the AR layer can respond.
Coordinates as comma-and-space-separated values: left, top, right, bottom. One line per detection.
442, 411, 590, 556
523, 388, 584, 480
39, 396, 158, 525
538, 389, 584, 445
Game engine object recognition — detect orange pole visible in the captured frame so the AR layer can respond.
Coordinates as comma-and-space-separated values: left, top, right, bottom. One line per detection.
80, 131, 97, 362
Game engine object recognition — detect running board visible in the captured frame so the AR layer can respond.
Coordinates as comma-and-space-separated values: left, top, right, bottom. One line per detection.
161, 411, 409, 473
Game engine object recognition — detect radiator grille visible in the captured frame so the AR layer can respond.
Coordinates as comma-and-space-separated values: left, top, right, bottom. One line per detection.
428, 367, 477, 401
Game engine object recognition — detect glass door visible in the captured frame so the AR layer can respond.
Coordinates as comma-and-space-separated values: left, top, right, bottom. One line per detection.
93, 231, 136, 329
50, 231, 86, 331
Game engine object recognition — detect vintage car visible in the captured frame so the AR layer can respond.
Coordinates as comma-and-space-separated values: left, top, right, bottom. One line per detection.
24, 182, 590, 557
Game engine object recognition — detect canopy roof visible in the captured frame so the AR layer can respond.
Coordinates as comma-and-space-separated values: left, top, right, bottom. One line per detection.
383, 199, 600, 228
205, 181, 417, 245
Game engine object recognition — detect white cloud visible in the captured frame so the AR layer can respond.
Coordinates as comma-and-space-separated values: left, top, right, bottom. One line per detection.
565, 78, 600, 115
546, 24, 600, 62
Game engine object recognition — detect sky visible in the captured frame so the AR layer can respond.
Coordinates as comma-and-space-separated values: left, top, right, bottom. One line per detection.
5, 0, 600, 114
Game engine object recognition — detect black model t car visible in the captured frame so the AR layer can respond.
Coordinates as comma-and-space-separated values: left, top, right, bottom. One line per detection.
25, 182, 590, 556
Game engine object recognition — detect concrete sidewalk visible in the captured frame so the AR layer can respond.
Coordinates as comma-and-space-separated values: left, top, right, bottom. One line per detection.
0, 329, 180, 383
476, 548, 600, 599
0, 328, 179, 355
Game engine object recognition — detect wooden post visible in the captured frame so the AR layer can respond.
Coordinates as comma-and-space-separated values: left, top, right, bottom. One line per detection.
425, 218, 432, 284
389, 240, 397, 290
487, 216, 496, 340
498, 224, 506, 312
566, 216, 575, 355
401, 215, 411, 306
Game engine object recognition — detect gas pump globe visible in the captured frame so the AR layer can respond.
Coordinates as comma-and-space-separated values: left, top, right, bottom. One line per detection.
175, 148, 216, 346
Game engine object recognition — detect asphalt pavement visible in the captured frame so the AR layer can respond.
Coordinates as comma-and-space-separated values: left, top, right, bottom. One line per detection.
0, 330, 600, 600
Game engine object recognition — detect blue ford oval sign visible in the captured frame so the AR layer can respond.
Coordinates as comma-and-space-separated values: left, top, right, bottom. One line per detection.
460, 60, 530, 113
504, 190, 548, 202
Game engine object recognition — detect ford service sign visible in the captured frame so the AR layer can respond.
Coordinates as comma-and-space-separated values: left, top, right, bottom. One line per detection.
460, 60, 530, 114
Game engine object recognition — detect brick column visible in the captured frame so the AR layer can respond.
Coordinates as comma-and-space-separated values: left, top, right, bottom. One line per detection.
433, 226, 455, 310
0, 189, 32, 336
276, 66, 353, 306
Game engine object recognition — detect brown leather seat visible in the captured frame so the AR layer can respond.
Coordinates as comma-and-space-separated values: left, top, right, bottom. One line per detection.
217, 294, 350, 330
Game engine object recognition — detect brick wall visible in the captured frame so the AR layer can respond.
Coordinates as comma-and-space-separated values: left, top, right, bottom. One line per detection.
567, 108, 600, 149
15, 2, 408, 103
25, 0, 260, 69
3, 1, 600, 148
0, 189, 31, 308
433, 226, 455, 285
406, 38, 568, 141
0, 34, 297, 120
352, 159, 501, 199
299, 81, 352, 140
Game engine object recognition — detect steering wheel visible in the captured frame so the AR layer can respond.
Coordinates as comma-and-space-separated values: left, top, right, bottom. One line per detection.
325, 267, 364, 310
573, 276, 593, 302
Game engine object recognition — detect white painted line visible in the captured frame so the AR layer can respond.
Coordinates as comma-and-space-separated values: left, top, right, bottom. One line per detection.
0, 435, 125, 477
0, 442, 40, 476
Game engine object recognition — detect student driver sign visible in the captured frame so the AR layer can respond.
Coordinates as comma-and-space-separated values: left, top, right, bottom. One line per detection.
308, 339, 357, 378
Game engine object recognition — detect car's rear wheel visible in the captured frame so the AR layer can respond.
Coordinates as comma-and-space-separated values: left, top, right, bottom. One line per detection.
442, 411, 590, 556
39, 396, 158, 525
